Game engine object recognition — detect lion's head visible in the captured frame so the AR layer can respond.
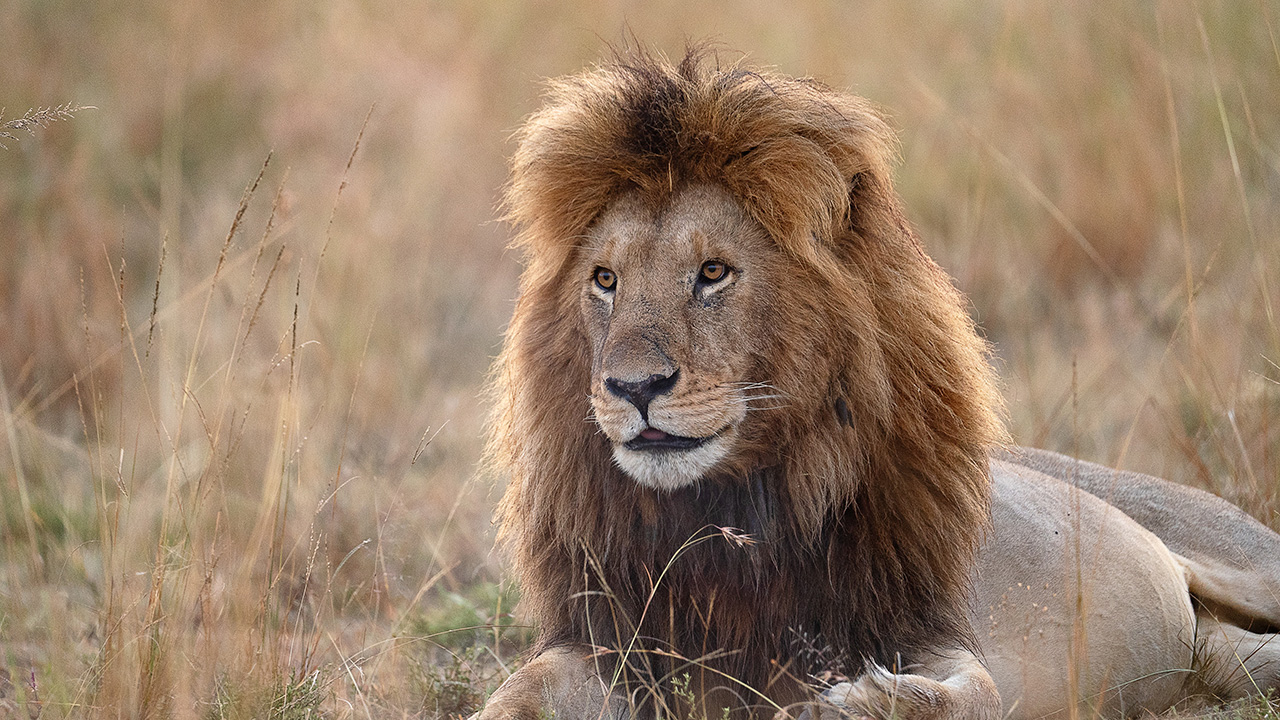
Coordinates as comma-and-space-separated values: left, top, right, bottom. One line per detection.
490, 48, 1005, 709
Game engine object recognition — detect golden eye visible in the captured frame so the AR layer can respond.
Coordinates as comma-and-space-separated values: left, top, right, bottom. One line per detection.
594, 267, 616, 291
699, 261, 727, 282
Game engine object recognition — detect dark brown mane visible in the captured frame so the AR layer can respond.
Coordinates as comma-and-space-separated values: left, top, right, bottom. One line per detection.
489, 47, 1004, 715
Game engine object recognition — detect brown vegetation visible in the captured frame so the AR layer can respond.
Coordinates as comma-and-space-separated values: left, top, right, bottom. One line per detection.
0, 0, 1276, 717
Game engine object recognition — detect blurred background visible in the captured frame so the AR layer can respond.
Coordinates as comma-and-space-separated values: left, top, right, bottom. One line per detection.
1, 0, 1277, 717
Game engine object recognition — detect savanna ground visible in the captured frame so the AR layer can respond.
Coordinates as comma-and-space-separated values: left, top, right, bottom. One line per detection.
1, 1, 1278, 718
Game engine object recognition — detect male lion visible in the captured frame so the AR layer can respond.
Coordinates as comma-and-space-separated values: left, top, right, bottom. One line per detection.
480, 49, 1280, 720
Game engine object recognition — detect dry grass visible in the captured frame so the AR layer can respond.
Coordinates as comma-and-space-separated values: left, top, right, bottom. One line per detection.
0, 104, 94, 150
0, 0, 1277, 718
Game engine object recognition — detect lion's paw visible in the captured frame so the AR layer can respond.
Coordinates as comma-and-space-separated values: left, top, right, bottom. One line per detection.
789, 664, 955, 720
784, 682, 868, 720
845, 663, 947, 714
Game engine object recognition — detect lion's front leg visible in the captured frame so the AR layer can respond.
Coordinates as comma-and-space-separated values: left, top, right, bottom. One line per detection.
476, 645, 630, 720
793, 650, 1000, 720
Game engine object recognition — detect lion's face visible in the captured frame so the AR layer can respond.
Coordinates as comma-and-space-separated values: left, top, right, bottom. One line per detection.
580, 184, 781, 490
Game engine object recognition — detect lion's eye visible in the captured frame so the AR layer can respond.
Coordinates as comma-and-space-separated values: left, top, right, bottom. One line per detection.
699, 261, 727, 283
594, 267, 617, 291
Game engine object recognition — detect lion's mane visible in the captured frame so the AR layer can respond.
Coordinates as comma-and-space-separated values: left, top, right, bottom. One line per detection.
489, 48, 1004, 708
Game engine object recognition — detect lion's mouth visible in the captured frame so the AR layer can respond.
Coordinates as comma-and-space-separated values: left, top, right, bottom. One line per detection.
624, 427, 715, 452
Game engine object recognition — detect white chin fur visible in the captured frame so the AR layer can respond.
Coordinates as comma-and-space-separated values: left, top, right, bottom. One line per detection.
612, 437, 730, 490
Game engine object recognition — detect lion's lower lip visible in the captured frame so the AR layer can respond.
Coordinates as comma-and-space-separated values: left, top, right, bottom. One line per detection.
624, 430, 713, 452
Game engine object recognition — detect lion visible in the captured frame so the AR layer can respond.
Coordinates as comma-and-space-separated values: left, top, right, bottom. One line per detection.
478, 48, 1280, 720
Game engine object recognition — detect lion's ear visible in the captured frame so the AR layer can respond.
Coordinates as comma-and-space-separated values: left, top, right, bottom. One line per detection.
724, 144, 760, 167
845, 172, 866, 225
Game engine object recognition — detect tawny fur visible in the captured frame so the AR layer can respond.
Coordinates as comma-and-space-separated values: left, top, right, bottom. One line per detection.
487, 48, 1005, 714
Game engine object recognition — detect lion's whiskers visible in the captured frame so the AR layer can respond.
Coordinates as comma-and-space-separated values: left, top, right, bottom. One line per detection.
729, 391, 791, 413
723, 381, 781, 392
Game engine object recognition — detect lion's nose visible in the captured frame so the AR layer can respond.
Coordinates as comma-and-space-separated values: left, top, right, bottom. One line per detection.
605, 369, 680, 421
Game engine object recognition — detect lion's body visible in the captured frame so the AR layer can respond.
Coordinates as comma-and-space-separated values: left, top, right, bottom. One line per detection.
982, 449, 1280, 715
482, 458, 1280, 718
478, 49, 1280, 720
979, 457, 1199, 716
